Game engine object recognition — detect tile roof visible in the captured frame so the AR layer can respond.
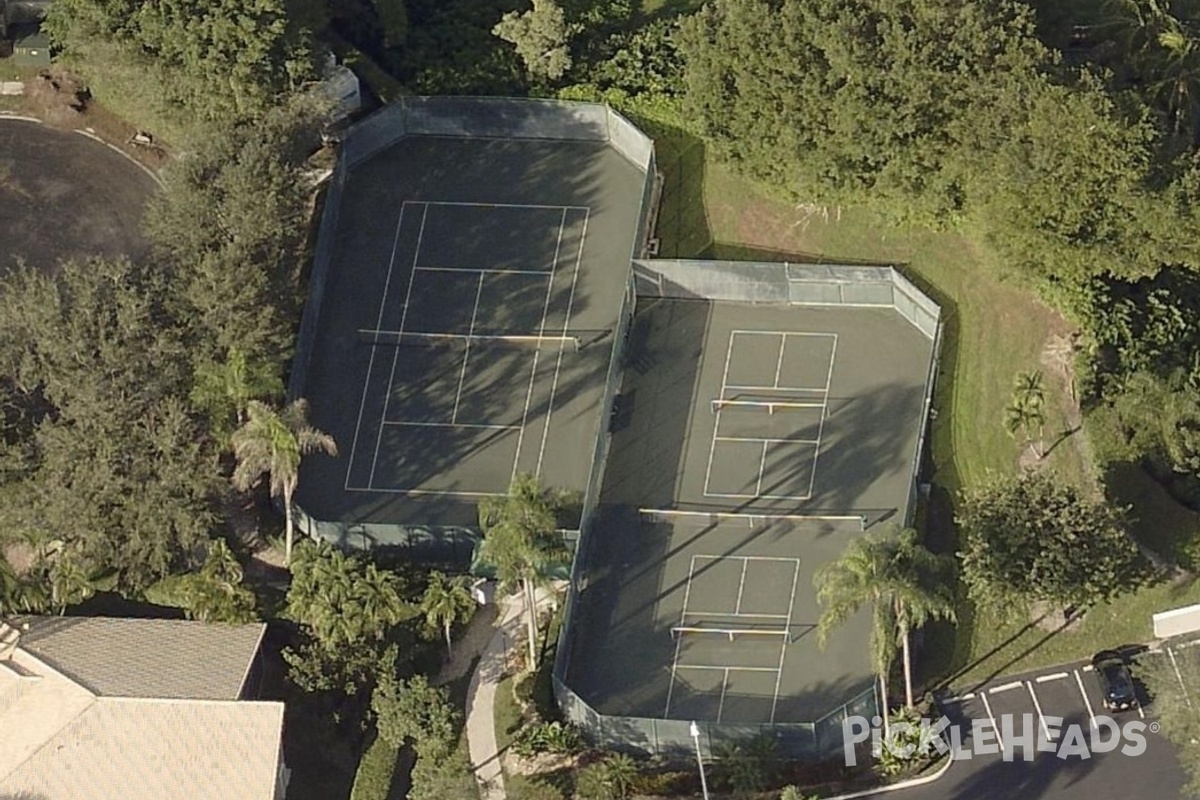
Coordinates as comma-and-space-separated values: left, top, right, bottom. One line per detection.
13, 616, 267, 699
0, 619, 285, 800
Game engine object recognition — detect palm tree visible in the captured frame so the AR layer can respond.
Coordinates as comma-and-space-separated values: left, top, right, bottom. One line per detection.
1102, 0, 1200, 140
1004, 399, 1047, 458
815, 528, 957, 726
1005, 370, 1047, 458
888, 531, 957, 709
191, 346, 285, 444
48, 553, 96, 615
420, 571, 477, 658
231, 399, 336, 566
599, 753, 638, 800
477, 473, 567, 670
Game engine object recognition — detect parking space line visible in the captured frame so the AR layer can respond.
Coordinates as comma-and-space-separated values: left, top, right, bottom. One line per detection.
1167, 646, 1194, 709
1073, 669, 1097, 725
1027, 681, 1051, 740
1036, 672, 1069, 683
979, 691, 1005, 754
991, 680, 1023, 694
1082, 665, 1094, 672
1136, 701, 1146, 719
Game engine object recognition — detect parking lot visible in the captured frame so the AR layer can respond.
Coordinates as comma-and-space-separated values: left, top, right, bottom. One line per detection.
888, 647, 1193, 800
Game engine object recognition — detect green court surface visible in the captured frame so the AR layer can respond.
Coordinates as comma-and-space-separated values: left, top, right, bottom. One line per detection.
295, 137, 646, 529
566, 298, 935, 723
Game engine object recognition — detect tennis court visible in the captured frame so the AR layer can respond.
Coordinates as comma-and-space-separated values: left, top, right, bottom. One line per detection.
296, 135, 647, 529
566, 297, 936, 723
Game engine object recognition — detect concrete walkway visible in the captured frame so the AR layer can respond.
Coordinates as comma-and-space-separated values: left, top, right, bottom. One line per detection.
465, 587, 555, 800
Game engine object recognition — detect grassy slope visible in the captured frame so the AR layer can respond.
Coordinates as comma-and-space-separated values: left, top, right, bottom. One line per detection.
654, 138, 1193, 690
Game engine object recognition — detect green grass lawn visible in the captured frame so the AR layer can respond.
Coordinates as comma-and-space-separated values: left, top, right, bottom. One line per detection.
651, 133, 1190, 693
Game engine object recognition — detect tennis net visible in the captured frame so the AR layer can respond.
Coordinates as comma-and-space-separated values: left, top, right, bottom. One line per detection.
711, 398, 825, 414
671, 621, 792, 641
639, 507, 866, 530
358, 329, 581, 352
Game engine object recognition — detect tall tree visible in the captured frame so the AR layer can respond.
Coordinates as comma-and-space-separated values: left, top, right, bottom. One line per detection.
0, 258, 219, 591
493, 0, 576, 81
191, 346, 284, 444
676, 0, 1048, 222
816, 528, 956, 718
231, 398, 336, 566
419, 571, 477, 658
477, 473, 567, 670
958, 472, 1145, 610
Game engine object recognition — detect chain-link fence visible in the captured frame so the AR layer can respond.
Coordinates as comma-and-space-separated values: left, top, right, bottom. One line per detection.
554, 675, 877, 760
631, 260, 939, 342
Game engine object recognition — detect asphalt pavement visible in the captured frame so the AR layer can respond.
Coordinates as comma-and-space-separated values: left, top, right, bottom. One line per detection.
884, 652, 1191, 800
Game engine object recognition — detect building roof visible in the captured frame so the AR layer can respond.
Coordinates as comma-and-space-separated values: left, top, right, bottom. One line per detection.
0, 618, 284, 800
14, 616, 267, 699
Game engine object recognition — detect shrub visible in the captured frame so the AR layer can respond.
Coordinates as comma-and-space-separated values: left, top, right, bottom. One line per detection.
511, 720, 584, 757
349, 734, 401, 800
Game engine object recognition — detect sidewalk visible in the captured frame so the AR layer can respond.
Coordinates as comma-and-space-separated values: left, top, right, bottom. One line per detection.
464, 587, 554, 800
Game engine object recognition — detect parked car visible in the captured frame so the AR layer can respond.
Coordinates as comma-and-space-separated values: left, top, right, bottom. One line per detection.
1093, 650, 1138, 712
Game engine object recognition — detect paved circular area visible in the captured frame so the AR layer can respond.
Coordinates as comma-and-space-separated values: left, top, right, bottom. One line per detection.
0, 119, 157, 273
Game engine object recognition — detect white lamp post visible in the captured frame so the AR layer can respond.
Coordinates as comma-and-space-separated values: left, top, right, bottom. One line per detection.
689, 721, 710, 800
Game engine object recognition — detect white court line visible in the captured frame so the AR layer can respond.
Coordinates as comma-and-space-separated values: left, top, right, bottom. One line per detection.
663, 631, 685, 717
715, 435, 821, 445
381, 420, 519, 431
703, 330, 739, 498
536, 208, 589, 475
804, 335, 837, 499
704, 490, 814, 501
345, 486, 506, 496
769, 559, 801, 723
821, 333, 838, 393
415, 265, 548, 276
990, 681, 1023, 694
1073, 669, 1097, 724
368, 203, 429, 489
681, 618, 792, 623
418, 200, 589, 211
510, 208, 567, 485
755, 440, 769, 496
1027, 681, 1051, 740
691, 554, 804, 564
675, 664, 780, 673
344, 204, 409, 491
1168, 646, 1192, 709
734, 559, 748, 615
1036, 672, 1070, 683
723, 383, 828, 393
772, 333, 787, 388
979, 691, 1005, 754
717, 668, 730, 723
451, 273, 487, 424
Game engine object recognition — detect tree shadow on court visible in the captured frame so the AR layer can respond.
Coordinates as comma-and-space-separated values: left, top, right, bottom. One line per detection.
296, 136, 659, 531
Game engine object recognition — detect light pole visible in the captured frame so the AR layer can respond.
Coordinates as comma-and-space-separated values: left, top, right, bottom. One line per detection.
689, 721, 710, 800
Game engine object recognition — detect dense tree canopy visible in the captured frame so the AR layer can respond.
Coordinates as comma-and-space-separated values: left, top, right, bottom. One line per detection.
0, 258, 219, 590
678, 0, 1047, 222
45, 0, 318, 141
957, 472, 1145, 609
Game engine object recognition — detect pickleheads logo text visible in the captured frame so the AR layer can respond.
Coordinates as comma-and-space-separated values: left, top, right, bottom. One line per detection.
842, 713, 1154, 766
